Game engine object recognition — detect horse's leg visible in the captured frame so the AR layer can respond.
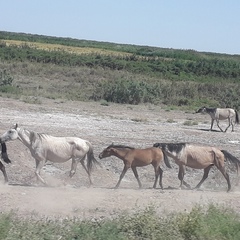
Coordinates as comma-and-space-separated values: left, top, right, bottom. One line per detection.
216, 119, 224, 132
224, 117, 231, 132
218, 167, 231, 192
210, 119, 214, 131
35, 158, 47, 185
158, 168, 163, 190
115, 164, 129, 189
70, 158, 78, 177
131, 166, 142, 188
194, 165, 212, 189
152, 165, 159, 189
231, 118, 235, 132
214, 153, 231, 192
79, 156, 93, 185
178, 165, 191, 189
0, 161, 8, 183
152, 165, 163, 189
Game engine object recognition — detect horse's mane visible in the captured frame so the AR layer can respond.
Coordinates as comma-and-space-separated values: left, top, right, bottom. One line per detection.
27, 129, 49, 143
107, 144, 135, 150
154, 142, 187, 154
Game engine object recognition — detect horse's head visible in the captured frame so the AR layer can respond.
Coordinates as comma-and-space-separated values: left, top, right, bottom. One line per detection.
196, 107, 206, 113
0, 124, 19, 143
153, 143, 165, 148
99, 144, 114, 159
153, 143, 167, 151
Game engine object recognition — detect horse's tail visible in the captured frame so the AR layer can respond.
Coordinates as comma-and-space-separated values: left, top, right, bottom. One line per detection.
221, 150, 240, 175
1, 143, 11, 164
163, 151, 172, 168
86, 142, 101, 173
235, 110, 239, 124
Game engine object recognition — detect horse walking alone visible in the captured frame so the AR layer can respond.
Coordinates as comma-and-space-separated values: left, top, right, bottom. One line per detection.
0, 142, 11, 183
99, 144, 171, 189
0, 124, 99, 186
153, 142, 240, 192
196, 107, 239, 132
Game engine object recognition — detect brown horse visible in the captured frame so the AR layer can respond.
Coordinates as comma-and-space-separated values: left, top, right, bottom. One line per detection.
99, 144, 171, 189
153, 142, 240, 192
0, 142, 11, 183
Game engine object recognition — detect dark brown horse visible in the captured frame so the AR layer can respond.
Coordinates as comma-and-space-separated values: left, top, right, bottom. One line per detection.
0, 142, 11, 183
99, 144, 171, 189
153, 142, 240, 192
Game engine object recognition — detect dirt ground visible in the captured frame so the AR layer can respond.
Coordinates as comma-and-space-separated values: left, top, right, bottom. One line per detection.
1, 97, 240, 221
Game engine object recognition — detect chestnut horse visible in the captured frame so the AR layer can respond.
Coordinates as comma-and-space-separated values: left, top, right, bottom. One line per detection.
99, 144, 171, 189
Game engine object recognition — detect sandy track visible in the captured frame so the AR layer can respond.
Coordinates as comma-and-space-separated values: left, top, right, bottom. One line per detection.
1, 97, 240, 220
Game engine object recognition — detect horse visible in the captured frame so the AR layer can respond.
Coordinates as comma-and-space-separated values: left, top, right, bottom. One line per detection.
99, 144, 171, 189
196, 107, 239, 132
0, 142, 11, 183
0, 124, 99, 186
153, 142, 240, 192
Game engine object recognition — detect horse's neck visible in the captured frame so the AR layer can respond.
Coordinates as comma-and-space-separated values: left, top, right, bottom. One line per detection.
112, 148, 129, 159
206, 108, 216, 114
17, 128, 33, 147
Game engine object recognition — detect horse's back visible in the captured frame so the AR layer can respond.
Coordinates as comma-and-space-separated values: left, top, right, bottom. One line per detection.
187, 144, 222, 155
184, 145, 223, 168
134, 147, 162, 156
130, 147, 163, 166
45, 136, 89, 148
217, 108, 235, 119
35, 135, 90, 162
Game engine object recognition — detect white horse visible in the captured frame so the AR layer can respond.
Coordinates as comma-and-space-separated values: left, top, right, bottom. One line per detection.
196, 107, 239, 132
0, 124, 99, 185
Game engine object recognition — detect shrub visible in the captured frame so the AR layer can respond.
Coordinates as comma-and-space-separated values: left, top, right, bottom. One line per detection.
0, 70, 13, 86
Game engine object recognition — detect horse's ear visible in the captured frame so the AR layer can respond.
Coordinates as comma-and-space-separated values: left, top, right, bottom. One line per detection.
14, 123, 18, 129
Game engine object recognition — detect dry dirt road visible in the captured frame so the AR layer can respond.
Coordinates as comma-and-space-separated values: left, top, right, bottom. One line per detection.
1, 97, 240, 220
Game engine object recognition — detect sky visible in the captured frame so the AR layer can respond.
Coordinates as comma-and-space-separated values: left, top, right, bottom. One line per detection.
1, 1, 240, 55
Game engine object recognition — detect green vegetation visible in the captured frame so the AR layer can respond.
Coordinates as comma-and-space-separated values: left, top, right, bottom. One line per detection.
0, 31, 240, 108
1, 204, 240, 239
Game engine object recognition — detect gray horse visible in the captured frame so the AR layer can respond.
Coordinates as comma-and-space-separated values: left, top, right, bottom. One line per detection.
196, 107, 239, 132
0, 124, 99, 186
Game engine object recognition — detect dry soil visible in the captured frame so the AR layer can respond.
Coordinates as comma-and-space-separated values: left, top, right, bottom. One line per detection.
1, 97, 240, 221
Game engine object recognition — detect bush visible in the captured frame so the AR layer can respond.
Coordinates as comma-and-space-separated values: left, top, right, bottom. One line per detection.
1, 204, 240, 240
0, 70, 13, 86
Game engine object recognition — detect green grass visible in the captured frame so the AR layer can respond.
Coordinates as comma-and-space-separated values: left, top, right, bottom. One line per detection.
1, 204, 240, 240
183, 120, 198, 126
1, 31, 240, 109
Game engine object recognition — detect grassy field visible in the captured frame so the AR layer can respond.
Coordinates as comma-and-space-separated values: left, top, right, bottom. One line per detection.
1, 204, 240, 240
1, 31, 240, 108
1, 39, 132, 57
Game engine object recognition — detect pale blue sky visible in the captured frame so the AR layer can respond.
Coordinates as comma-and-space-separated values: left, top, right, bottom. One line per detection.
1, 1, 240, 54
